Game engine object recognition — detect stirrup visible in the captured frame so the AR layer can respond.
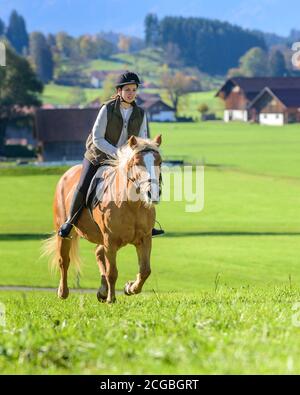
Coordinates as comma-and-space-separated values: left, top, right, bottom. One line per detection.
152, 228, 165, 237
58, 222, 74, 239
152, 220, 165, 237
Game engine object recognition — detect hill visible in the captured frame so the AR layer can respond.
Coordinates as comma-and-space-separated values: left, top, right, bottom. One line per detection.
42, 47, 224, 118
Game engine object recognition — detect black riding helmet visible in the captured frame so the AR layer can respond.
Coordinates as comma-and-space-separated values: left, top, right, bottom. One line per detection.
115, 71, 141, 88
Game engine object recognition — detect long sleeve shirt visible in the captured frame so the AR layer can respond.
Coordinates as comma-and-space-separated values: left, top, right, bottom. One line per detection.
92, 105, 148, 157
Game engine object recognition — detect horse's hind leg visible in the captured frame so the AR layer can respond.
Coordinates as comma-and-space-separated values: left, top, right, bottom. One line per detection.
95, 244, 108, 302
57, 237, 71, 299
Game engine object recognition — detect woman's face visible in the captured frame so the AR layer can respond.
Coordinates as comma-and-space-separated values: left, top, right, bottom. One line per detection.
118, 84, 138, 103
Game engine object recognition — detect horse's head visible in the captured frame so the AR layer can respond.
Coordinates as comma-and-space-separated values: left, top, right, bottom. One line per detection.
126, 135, 162, 206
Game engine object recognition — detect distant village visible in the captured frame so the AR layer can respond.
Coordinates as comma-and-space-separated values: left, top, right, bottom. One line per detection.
2, 10, 300, 162
5, 89, 177, 162
216, 77, 300, 125
4, 76, 300, 162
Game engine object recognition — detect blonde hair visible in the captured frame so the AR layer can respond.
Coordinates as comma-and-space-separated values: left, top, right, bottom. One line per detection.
110, 84, 139, 100
110, 92, 121, 99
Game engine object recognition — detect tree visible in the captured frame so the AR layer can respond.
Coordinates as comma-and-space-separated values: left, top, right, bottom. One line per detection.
163, 42, 182, 67
78, 35, 114, 59
0, 42, 43, 155
289, 29, 300, 42
198, 104, 209, 115
240, 47, 269, 76
118, 35, 131, 53
269, 50, 287, 76
228, 47, 269, 77
94, 36, 115, 58
46, 33, 56, 50
158, 16, 266, 75
227, 67, 244, 78
198, 103, 209, 121
126, 36, 145, 52
56, 32, 79, 59
6, 10, 29, 55
79, 35, 96, 59
144, 13, 160, 47
0, 18, 5, 36
160, 66, 198, 115
268, 44, 293, 74
101, 74, 116, 102
29, 32, 54, 83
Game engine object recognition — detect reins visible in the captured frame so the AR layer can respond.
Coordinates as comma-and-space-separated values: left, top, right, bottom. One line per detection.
127, 148, 162, 196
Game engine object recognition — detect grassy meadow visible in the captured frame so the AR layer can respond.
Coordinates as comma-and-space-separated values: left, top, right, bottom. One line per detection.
42, 83, 223, 121
42, 83, 104, 106
42, 46, 224, 116
0, 121, 300, 374
1, 288, 300, 374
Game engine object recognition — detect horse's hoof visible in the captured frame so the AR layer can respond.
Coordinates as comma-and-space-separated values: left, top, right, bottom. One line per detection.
124, 281, 135, 296
106, 298, 116, 304
58, 287, 69, 299
97, 291, 107, 303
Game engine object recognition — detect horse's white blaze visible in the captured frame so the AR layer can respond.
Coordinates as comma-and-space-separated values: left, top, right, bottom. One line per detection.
144, 153, 160, 203
104, 138, 161, 205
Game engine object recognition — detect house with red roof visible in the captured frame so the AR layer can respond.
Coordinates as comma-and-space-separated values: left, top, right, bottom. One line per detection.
216, 77, 300, 125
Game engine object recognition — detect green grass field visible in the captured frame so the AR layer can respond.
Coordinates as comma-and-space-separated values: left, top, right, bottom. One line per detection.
1, 288, 300, 374
179, 90, 224, 119
42, 46, 224, 116
42, 83, 103, 106
41, 83, 224, 120
0, 122, 300, 374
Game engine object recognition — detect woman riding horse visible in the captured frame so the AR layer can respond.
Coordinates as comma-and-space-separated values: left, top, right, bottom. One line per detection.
58, 71, 164, 238
43, 134, 163, 303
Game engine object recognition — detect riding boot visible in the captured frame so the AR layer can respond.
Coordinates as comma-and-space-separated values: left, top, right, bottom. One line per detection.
152, 228, 165, 237
58, 188, 85, 238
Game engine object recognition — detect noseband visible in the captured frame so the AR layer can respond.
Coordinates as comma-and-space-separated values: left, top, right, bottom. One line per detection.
127, 149, 162, 195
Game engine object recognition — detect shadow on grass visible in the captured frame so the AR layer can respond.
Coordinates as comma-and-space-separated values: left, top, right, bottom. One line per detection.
164, 231, 300, 237
0, 234, 52, 241
1, 231, 300, 242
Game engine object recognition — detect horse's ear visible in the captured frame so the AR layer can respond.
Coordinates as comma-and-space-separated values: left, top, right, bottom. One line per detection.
128, 135, 138, 149
153, 134, 162, 147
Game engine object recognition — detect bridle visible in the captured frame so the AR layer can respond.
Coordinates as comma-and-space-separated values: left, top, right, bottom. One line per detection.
127, 149, 162, 197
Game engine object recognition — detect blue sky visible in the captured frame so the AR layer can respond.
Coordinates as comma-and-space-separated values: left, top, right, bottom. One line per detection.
0, 0, 299, 37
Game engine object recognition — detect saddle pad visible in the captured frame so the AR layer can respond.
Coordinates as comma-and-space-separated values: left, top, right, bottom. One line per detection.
86, 165, 113, 210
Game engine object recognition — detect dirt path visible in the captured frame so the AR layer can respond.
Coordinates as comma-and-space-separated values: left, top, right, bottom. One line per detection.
0, 285, 96, 293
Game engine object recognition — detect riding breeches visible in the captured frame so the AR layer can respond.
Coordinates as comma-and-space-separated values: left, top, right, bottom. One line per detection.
76, 158, 102, 197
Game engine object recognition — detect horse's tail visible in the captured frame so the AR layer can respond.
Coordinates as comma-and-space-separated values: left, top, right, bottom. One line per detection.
41, 232, 82, 275
41, 233, 60, 272
41, 166, 82, 274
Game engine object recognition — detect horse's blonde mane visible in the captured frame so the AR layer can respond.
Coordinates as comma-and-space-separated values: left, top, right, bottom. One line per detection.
103, 137, 161, 170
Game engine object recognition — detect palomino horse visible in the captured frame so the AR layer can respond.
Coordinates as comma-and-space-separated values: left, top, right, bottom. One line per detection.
42, 135, 162, 303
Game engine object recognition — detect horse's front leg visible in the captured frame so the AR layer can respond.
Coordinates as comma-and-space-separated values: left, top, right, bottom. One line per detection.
95, 244, 108, 302
125, 236, 152, 296
104, 244, 118, 303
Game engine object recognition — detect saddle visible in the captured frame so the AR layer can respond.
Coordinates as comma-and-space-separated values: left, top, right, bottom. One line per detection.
86, 165, 111, 211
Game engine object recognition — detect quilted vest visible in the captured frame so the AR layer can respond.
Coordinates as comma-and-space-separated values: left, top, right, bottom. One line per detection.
84, 96, 144, 165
